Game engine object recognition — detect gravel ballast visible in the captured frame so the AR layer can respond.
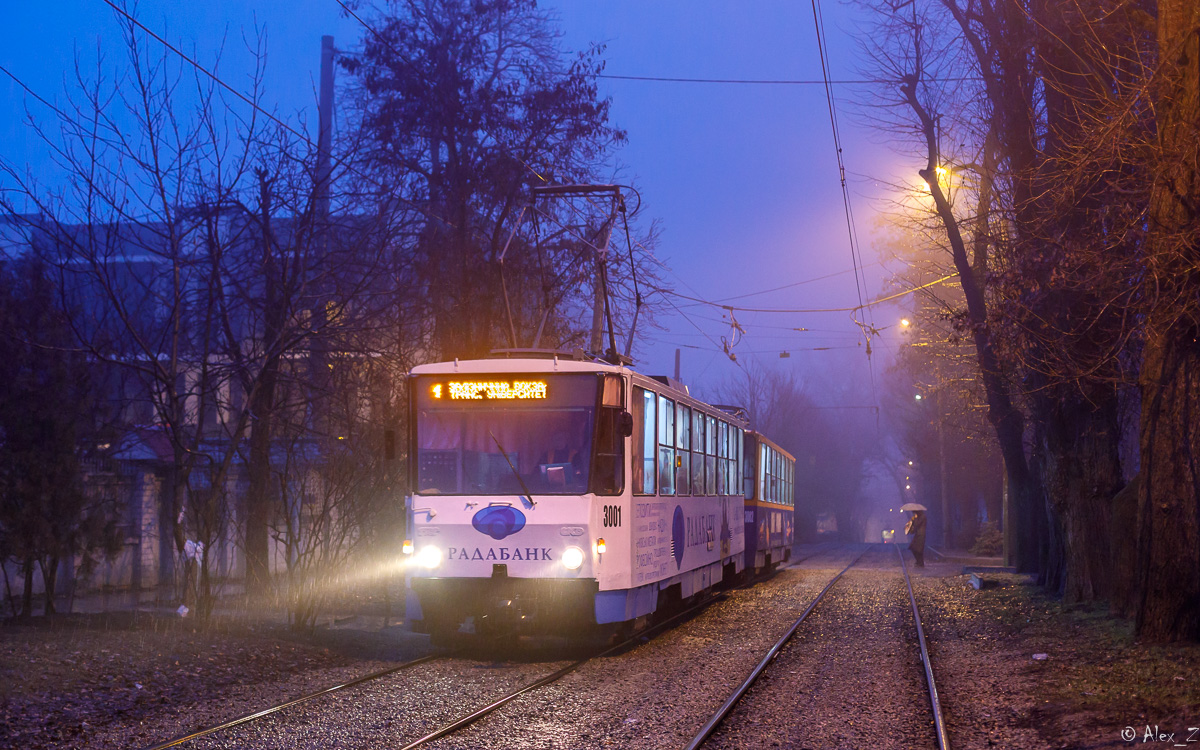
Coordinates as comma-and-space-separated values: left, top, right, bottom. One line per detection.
4, 543, 1197, 749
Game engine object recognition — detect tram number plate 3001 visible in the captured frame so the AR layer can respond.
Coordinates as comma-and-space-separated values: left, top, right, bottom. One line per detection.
603, 505, 623, 528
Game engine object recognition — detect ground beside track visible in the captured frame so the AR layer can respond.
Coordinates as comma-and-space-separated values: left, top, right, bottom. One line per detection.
1, 543, 1196, 749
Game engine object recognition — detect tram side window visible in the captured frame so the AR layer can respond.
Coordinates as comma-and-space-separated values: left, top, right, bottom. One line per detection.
757, 443, 766, 502
729, 426, 740, 497
676, 403, 691, 496
762, 446, 770, 503
777, 451, 787, 504
633, 387, 656, 495
715, 421, 727, 495
725, 429, 733, 497
729, 429, 739, 494
706, 414, 718, 495
658, 395, 676, 496
764, 450, 770, 504
764, 448, 771, 503
781, 460, 788, 506
739, 432, 748, 496
780, 457, 787, 506
691, 410, 705, 495
788, 461, 795, 506
767, 446, 777, 503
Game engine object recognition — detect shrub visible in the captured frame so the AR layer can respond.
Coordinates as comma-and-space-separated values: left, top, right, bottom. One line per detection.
970, 521, 1004, 556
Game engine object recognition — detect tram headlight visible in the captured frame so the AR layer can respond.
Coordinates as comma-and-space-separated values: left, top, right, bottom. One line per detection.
415, 545, 443, 569
402, 540, 414, 555
561, 546, 585, 571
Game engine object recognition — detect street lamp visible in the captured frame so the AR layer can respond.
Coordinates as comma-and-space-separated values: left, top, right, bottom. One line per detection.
915, 385, 949, 548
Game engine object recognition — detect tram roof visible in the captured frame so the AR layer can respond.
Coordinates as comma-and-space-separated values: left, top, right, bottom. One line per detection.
410, 351, 628, 376
409, 351, 748, 425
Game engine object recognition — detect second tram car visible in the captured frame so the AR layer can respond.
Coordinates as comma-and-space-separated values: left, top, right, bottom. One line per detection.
402, 351, 781, 638
742, 432, 795, 572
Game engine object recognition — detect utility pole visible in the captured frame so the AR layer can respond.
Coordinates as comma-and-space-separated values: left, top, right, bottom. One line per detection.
1002, 458, 1013, 566
937, 388, 949, 548
311, 35, 335, 435
315, 35, 335, 222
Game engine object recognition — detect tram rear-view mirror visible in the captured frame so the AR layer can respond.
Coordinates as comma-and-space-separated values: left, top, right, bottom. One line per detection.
618, 411, 634, 438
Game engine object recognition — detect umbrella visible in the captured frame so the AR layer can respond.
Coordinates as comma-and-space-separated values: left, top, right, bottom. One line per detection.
899, 503, 927, 512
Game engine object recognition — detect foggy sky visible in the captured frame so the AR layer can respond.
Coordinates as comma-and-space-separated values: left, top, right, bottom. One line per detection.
0, 0, 914, 404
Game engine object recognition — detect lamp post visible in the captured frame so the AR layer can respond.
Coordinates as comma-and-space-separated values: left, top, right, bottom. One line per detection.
915, 388, 950, 548
905, 316, 952, 547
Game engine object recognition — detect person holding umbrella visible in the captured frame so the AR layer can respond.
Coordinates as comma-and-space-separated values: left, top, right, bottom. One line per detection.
901, 503, 928, 567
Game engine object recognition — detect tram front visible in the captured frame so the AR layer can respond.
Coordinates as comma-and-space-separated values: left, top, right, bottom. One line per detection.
403, 359, 628, 638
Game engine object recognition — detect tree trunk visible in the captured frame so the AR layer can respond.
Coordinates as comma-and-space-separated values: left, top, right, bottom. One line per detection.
21, 558, 34, 620
41, 556, 59, 616
1137, 328, 1200, 640
244, 375, 277, 593
1110, 474, 1140, 617
1028, 427, 1064, 592
162, 465, 182, 593
1135, 0, 1200, 642
244, 174, 284, 595
1041, 396, 1121, 602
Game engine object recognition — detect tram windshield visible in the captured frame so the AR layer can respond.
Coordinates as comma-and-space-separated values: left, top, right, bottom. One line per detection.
413, 373, 599, 495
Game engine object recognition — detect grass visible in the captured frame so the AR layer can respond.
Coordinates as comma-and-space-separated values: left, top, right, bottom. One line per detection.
974, 577, 1198, 724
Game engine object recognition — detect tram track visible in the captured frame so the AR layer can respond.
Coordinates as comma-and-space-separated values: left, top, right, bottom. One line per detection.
682, 545, 869, 750
138, 592, 724, 750
138, 654, 447, 750
389, 546, 845, 749
391, 552, 851, 750
684, 543, 950, 750
138, 543, 944, 750
393, 593, 726, 750
898, 543, 950, 750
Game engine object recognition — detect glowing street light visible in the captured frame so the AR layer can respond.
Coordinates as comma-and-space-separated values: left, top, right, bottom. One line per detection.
914, 394, 923, 401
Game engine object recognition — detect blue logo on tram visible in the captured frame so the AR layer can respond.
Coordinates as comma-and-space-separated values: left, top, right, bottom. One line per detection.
472, 506, 527, 540
672, 505, 686, 569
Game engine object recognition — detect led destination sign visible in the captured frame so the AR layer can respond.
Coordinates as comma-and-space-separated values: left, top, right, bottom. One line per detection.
431, 380, 548, 401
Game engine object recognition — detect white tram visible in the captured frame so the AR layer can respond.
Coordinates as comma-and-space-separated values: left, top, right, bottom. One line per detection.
403, 351, 748, 638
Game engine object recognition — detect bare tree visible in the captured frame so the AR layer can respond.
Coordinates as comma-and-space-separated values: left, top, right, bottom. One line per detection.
0, 254, 124, 617
343, 0, 660, 360
1, 6, 411, 619
856, 0, 1048, 574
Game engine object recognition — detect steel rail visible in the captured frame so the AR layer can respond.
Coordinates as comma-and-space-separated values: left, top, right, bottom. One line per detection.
682, 544, 869, 750
897, 544, 951, 750
396, 593, 728, 750
139, 653, 444, 750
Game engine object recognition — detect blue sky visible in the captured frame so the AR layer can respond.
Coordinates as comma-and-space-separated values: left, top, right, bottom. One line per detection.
0, 0, 915, 403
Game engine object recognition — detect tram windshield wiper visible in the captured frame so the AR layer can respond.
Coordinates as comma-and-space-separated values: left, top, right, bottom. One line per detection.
488, 431, 536, 508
